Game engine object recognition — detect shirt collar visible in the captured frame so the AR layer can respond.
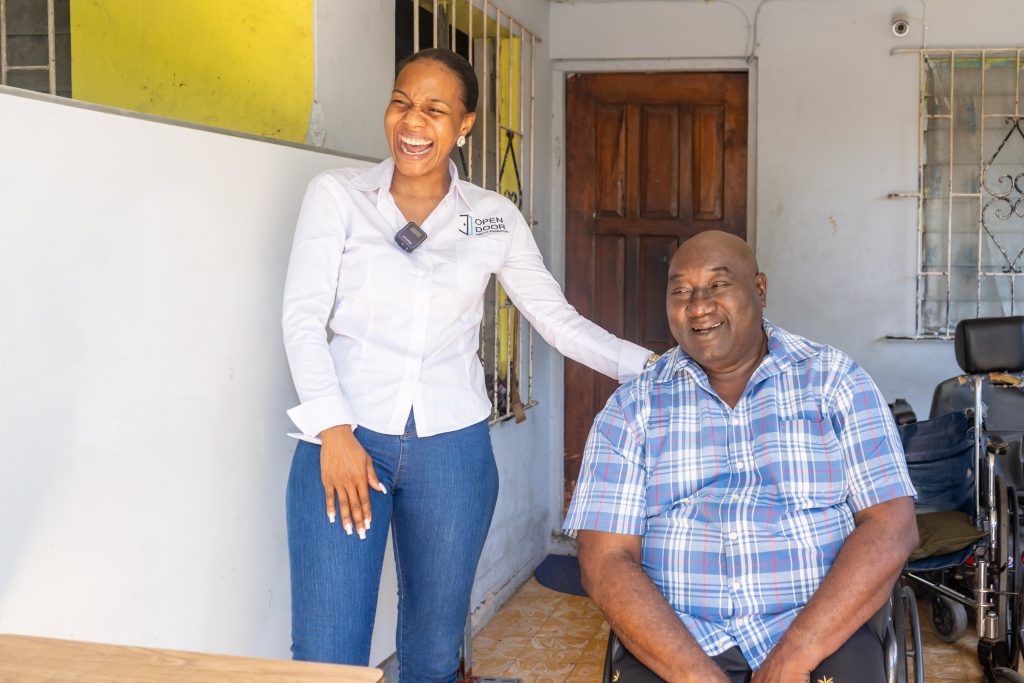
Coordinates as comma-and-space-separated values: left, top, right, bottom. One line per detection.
349, 158, 477, 213
655, 319, 820, 384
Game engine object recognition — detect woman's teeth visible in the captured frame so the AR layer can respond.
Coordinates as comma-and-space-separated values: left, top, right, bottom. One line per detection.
400, 136, 433, 156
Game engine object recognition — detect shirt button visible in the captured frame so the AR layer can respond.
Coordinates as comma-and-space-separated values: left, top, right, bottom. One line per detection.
736, 462, 745, 470
732, 493, 741, 501
731, 416, 742, 426
729, 531, 739, 540
733, 581, 741, 591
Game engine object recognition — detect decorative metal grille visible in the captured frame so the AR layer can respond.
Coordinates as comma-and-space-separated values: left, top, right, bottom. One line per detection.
896, 48, 1024, 338
401, 0, 540, 423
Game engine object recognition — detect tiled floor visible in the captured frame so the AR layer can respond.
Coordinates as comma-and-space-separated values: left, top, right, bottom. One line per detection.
469, 577, 996, 682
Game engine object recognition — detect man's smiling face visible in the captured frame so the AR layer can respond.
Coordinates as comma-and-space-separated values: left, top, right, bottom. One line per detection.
666, 231, 768, 377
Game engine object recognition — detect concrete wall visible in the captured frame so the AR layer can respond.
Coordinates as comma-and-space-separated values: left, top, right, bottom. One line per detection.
0, 88, 368, 660
313, 0, 394, 158
549, 0, 1024, 413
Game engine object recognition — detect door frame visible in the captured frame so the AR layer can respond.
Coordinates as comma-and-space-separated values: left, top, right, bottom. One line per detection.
549, 57, 758, 510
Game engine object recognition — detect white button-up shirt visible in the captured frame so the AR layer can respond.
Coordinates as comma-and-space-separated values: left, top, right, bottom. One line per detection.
282, 159, 650, 439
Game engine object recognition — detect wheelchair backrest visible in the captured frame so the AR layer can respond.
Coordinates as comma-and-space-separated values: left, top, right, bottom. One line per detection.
954, 316, 1024, 375
899, 410, 975, 515
930, 375, 1024, 431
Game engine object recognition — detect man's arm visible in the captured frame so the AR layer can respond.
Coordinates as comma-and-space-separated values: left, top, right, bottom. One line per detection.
578, 529, 728, 683
752, 496, 918, 682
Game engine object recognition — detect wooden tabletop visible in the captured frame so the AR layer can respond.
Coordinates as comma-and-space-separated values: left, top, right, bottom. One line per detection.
0, 635, 384, 682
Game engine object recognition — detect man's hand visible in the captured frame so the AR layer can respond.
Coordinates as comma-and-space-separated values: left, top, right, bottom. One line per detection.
750, 640, 815, 683
319, 425, 385, 538
754, 497, 917, 677
578, 530, 728, 683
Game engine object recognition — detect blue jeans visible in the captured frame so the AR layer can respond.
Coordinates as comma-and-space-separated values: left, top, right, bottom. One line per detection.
286, 412, 498, 682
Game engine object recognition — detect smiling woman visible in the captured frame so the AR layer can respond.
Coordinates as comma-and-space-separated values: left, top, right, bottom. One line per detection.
280, 47, 654, 680
385, 51, 476, 224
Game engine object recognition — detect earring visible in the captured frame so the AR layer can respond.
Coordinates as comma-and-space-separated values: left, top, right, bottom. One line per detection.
456, 135, 466, 148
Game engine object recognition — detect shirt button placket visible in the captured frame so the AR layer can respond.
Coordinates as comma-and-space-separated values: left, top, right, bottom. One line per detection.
395, 258, 430, 426
409, 262, 430, 374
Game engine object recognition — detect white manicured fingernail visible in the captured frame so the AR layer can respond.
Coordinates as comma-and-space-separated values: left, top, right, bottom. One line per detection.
328, 512, 336, 524
344, 523, 353, 536
379, 484, 388, 495
357, 528, 366, 540
365, 518, 372, 530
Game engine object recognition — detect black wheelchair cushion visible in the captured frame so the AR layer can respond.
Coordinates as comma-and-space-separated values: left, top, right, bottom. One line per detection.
954, 316, 1024, 374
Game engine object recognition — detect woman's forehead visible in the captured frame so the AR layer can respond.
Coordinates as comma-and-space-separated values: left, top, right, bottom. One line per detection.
396, 60, 458, 90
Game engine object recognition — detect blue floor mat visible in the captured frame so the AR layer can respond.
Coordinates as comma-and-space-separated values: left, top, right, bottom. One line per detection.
533, 554, 587, 597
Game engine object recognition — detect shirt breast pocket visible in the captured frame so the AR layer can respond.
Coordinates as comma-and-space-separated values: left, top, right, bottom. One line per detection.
455, 239, 507, 292
754, 417, 846, 508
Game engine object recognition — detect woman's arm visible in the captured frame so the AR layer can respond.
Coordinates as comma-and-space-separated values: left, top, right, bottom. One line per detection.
282, 174, 357, 437
496, 210, 652, 382
282, 173, 383, 536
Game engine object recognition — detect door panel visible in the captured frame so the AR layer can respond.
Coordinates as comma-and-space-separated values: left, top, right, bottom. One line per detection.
564, 71, 748, 490
640, 106, 680, 219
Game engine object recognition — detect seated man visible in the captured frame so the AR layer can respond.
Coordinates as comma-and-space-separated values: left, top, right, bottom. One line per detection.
564, 231, 918, 683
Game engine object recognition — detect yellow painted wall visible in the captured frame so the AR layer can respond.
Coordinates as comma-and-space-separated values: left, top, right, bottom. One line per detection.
71, 0, 313, 142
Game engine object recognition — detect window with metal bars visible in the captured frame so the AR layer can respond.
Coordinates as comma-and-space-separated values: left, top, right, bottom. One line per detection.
901, 49, 1024, 337
396, 0, 539, 423
0, 0, 70, 97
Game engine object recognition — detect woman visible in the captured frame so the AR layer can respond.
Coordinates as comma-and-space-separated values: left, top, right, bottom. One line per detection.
282, 48, 652, 682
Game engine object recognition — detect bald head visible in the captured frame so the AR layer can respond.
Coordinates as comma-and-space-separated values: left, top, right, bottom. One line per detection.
670, 230, 759, 279
666, 230, 768, 383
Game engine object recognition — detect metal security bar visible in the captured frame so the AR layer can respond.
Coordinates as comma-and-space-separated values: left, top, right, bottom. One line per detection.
0, 0, 57, 95
407, 0, 540, 424
893, 48, 1024, 338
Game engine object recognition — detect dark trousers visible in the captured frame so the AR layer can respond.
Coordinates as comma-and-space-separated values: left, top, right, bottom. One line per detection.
611, 617, 886, 683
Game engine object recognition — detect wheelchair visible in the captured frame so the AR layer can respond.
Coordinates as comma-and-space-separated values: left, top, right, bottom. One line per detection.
900, 316, 1024, 683
601, 582, 924, 683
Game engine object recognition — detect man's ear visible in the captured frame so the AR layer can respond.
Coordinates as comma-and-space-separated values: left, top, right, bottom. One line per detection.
756, 272, 767, 307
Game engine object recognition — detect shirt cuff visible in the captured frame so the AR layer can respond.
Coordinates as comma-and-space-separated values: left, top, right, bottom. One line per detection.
617, 341, 653, 383
286, 394, 357, 440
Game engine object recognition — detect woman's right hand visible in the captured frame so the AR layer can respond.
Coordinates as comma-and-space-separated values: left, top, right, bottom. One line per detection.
319, 425, 386, 538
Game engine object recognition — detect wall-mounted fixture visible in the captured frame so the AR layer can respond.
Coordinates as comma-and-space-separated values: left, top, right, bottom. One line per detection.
891, 14, 911, 37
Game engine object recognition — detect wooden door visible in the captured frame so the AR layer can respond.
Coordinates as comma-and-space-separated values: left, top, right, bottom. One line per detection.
564, 71, 748, 492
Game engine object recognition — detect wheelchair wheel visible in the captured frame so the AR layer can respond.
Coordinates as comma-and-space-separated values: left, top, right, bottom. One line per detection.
991, 667, 1024, 682
980, 479, 1024, 673
932, 594, 968, 642
1007, 483, 1024, 671
897, 585, 924, 683
996, 481, 1023, 668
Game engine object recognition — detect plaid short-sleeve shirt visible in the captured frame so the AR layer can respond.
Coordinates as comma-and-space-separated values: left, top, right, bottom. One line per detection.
563, 321, 916, 668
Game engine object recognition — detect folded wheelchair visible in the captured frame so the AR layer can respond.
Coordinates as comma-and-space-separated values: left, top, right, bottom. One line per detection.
899, 316, 1024, 683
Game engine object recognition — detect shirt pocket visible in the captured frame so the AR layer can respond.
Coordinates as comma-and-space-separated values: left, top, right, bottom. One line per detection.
754, 417, 846, 508
455, 238, 507, 292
